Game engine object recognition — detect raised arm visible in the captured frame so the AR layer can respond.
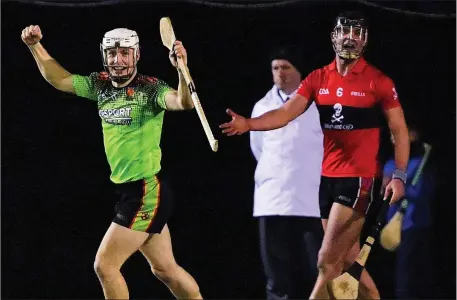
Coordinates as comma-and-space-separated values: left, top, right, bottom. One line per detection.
21, 25, 75, 94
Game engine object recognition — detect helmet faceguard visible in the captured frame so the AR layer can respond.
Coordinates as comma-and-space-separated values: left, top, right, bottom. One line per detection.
331, 12, 368, 60
100, 28, 140, 83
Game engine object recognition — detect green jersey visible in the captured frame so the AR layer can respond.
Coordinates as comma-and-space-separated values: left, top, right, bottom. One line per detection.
72, 72, 173, 184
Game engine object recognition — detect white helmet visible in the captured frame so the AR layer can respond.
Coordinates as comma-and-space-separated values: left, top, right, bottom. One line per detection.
100, 28, 140, 83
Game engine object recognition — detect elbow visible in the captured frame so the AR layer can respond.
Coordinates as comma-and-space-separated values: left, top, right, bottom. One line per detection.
55, 85, 68, 93
281, 118, 290, 128
279, 111, 293, 128
178, 96, 194, 110
183, 100, 195, 110
46, 78, 61, 90
48, 80, 67, 92
43, 74, 67, 91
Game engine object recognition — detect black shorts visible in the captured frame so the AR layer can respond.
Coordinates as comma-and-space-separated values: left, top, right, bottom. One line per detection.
112, 176, 173, 234
319, 176, 382, 219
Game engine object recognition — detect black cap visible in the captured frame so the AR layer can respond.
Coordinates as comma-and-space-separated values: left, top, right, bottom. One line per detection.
269, 46, 303, 74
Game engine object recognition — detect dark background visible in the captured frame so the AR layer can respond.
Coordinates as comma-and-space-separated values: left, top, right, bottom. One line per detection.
2, 0, 456, 298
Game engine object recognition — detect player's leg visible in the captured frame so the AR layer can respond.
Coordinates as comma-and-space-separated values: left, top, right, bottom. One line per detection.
139, 224, 202, 299
94, 222, 149, 299
310, 203, 366, 299
347, 177, 383, 299
258, 216, 293, 299
137, 178, 201, 299
94, 177, 165, 299
310, 177, 377, 299
320, 218, 380, 299
312, 176, 334, 299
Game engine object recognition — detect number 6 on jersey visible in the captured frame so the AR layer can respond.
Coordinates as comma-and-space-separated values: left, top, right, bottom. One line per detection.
159, 17, 219, 152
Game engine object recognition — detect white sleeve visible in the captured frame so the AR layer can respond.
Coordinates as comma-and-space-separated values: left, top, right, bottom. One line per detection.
250, 103, 263, 161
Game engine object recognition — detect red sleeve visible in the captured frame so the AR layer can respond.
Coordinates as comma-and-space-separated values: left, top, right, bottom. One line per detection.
376, 74, 401, 110
297, 69, 320, 101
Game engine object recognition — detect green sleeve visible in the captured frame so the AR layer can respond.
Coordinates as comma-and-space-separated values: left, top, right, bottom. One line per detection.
72, 72, 100, 101
147, 78, 174, 110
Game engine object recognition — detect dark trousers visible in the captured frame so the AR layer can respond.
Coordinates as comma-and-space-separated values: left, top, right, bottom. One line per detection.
395, 228, 434, 299
258, 216, 324, 300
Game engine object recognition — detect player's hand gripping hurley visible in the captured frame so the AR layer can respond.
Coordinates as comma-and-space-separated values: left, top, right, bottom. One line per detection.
379, 143, 432, 251
160, 17, 218, 152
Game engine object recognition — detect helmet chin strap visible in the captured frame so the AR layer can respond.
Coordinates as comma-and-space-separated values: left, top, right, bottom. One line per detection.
111, 75, 130, 83
338, 54, 356, 61
109, 67, 137, 85
338, 51, 361, 60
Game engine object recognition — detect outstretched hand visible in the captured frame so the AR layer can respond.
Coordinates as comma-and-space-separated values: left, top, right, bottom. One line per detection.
219, 109, 250, 136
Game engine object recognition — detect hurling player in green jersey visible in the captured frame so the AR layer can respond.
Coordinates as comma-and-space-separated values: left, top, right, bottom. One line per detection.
22, 24, 203, 299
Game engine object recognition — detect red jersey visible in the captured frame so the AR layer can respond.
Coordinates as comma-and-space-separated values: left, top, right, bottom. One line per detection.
297, 58, 401, 178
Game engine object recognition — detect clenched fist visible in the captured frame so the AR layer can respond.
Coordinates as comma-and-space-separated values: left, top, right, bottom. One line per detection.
169, 40, 187, 67
21, 25, 42, 46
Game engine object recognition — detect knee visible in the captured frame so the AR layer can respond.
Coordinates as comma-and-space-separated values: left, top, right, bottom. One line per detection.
317, 248, 344, 277
94, 256, 118, 279
151, 262, 179, 284
317, 247, 340, 268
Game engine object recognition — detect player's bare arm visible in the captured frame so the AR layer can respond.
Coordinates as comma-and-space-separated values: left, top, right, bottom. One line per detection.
21, 25, 75, 94
220, 93, 309, 136
164, 40, 194, 111
385, 106, 409, 171
384, 106, 410, 203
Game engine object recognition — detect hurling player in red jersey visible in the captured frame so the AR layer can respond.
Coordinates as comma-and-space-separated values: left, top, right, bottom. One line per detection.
220, 11, 409, 299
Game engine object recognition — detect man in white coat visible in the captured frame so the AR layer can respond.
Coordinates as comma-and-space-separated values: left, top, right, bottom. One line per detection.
250, 46, 324, 300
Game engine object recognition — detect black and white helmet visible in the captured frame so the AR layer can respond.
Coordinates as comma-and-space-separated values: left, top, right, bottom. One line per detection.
331, 11, 368, 60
